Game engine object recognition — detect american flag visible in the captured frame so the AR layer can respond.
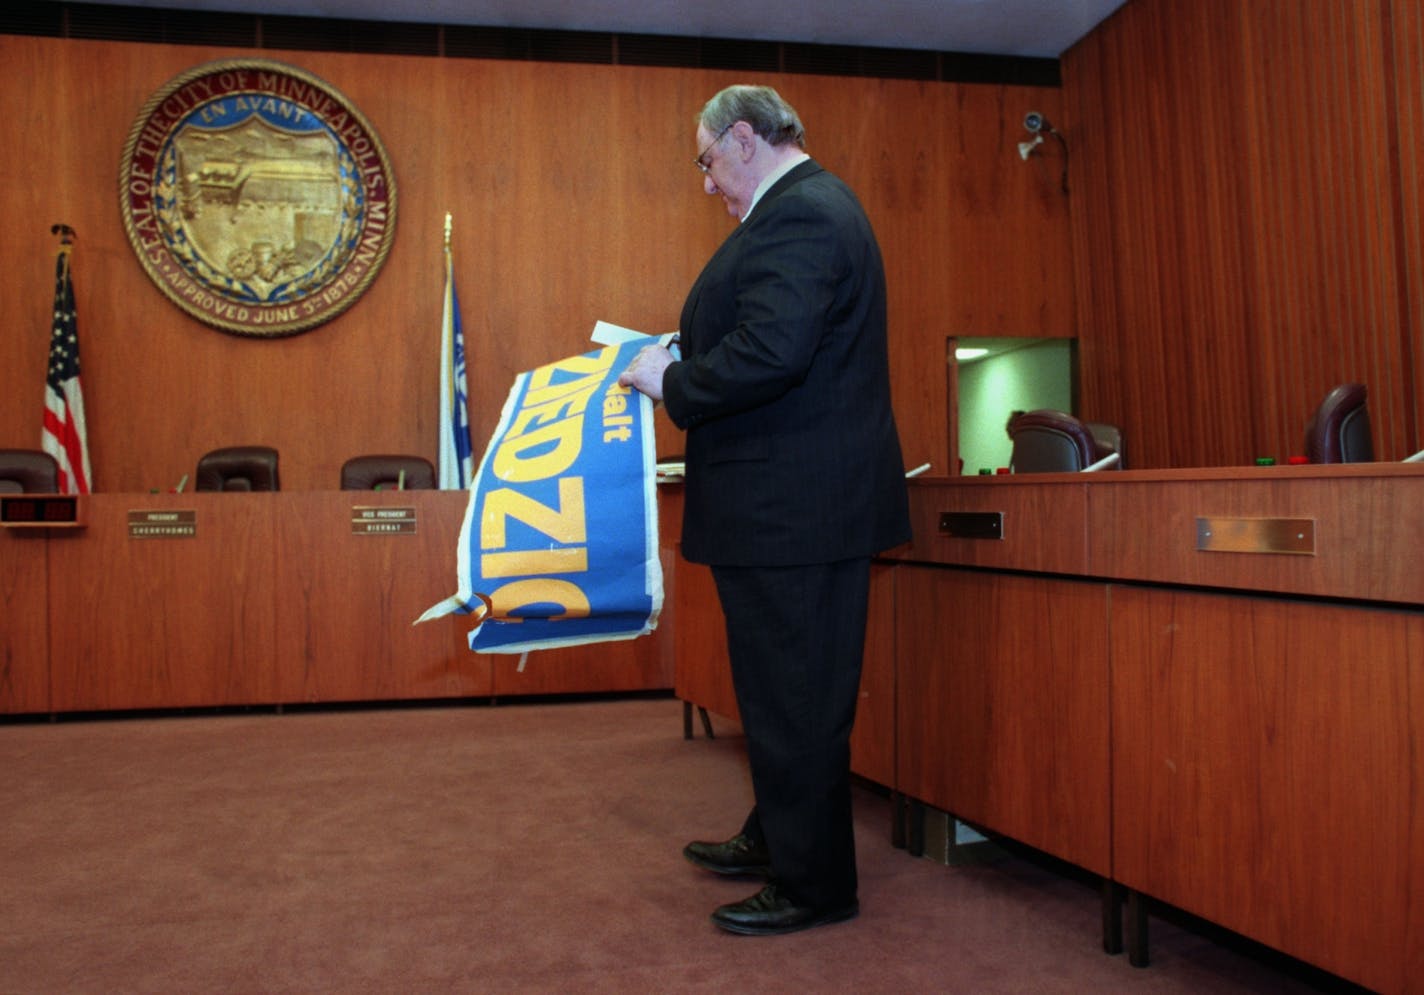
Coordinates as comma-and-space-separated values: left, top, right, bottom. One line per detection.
42, 242, 92, 494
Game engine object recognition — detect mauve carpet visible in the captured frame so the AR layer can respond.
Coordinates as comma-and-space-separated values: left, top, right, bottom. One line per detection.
0, 696, 1356, 993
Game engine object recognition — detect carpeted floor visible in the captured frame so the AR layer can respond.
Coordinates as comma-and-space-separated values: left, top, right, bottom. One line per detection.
0, 696, 1361, 993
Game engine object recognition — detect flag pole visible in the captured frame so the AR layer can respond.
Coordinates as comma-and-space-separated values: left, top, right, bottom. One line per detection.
440, 212, 452, 489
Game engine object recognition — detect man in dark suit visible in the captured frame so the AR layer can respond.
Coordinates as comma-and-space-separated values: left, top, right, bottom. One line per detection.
619, 84, 911, 936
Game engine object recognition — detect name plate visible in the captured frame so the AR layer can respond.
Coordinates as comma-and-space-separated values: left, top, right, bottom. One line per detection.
128, 509, 197, 538
939, 511, 1004, 540
1196, 516, 1315, 555
352, 506, 417, 535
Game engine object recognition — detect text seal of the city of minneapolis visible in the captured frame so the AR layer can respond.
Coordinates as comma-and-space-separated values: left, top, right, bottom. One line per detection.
119, 59, 397, 337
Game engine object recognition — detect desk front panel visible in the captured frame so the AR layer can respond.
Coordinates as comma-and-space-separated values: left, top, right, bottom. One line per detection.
1087, 467, 1424, 603
895, 565, 1111, 876
47, 494, 280, 712
892, 476, 1089, 575
22, 489, 678, 714
272, 490, 489, 704
0, 528, 51, 712
1110, 585, 1424, 993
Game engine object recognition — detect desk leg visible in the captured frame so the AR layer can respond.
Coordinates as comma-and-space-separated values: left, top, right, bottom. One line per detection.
1102, 879, 1124, 955
1127, 888, 1150, 967
681, 701, 716, 740
905, 797, 926, 858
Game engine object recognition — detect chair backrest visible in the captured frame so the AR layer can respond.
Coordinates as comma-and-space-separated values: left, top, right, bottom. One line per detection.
194, 446, 281, 492
1009, 410, 1099, 473
0, 449, 60, 494
1085, 422, 1125, 470
1304, 383, 1373, 464
340, 455, 436, 491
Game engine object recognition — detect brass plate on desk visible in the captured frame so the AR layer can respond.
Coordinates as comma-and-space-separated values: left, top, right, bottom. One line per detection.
1195, 517, 1315, 555
128, 510, 196, 538
352, 506, 416, 535
938, 511, 1004, 540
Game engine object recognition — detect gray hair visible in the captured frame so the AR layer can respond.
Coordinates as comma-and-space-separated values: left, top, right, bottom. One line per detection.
699, 85, 806, 150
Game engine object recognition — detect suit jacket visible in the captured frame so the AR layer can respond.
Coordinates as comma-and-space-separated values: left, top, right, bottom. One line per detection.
663, 159, 911, 567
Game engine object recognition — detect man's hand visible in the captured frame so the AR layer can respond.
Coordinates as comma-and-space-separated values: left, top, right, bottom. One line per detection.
617, 343, 674, 402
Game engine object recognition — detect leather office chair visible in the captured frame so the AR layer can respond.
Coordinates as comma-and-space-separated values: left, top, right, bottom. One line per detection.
1009, 410, 1102, 472
0, 449, 60, 494
1304, 383, 1373, 463
340, 455, 436, 491
194, 446, 281, 492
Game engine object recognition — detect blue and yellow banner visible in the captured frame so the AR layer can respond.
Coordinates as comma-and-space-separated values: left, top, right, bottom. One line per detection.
418, 336, 663, 653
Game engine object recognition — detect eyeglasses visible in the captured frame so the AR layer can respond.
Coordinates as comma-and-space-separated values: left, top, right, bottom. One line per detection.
693, 123, 733, 174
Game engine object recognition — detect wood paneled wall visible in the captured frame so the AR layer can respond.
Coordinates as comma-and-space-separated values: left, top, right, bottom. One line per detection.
1064, 0, 1423, 468
0, 34, 1071, 491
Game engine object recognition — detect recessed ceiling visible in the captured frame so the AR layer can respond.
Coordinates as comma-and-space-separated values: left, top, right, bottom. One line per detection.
64, 0, 1129, 58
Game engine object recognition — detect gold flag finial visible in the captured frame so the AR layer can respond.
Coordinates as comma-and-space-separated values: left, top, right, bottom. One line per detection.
51, 223, 75, 276
444, 212, 452, 251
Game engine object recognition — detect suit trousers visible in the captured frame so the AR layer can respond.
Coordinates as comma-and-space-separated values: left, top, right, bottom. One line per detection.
710, 557, 871, 911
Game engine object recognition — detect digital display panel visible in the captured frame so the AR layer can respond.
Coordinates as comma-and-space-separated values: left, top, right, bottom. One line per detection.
0, 495, 81, 526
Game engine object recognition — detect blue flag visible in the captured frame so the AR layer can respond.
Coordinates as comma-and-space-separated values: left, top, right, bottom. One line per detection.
418, 337, 663, 654
438, 240, 473, 490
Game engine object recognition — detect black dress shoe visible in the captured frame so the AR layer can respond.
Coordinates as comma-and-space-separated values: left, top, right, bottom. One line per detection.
683, 833, 771, 877
710, 884, 859, 936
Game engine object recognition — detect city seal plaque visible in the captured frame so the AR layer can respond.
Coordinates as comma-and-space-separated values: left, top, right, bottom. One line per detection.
119, 59, 397, 337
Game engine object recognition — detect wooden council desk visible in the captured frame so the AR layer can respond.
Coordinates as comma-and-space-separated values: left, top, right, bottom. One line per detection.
884, 464, 1424, 994
9, 471, 1422, 990
1, 490, 676, 714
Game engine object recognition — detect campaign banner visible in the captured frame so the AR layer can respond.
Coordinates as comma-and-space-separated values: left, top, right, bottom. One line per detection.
418, 336, 663, 654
